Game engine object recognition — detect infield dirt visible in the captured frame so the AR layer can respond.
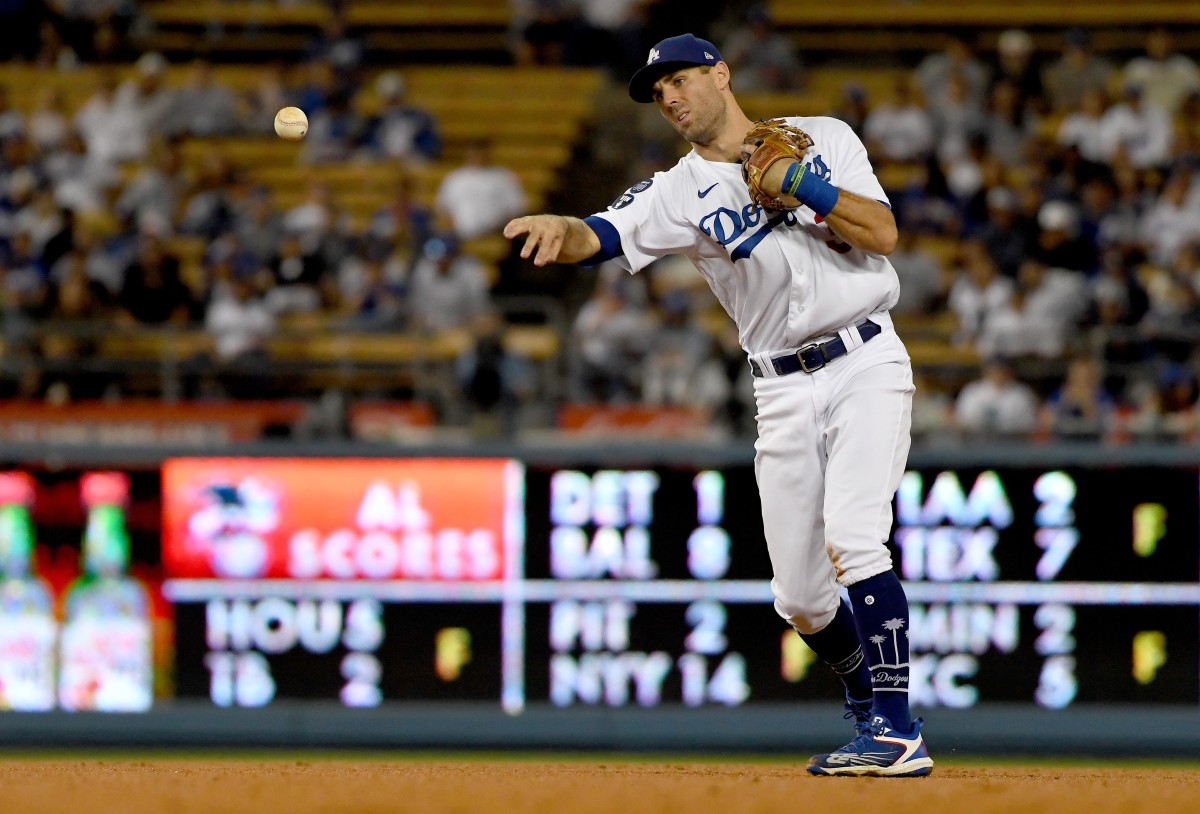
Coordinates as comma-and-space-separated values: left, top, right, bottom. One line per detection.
1, 758, 1198, 814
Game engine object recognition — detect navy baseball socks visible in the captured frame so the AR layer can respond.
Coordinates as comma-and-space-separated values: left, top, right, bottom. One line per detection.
807, 571, 933, 777
798, 598, 873, 707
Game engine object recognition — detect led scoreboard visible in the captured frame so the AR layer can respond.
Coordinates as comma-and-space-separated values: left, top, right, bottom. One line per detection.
162, 458, 1200, 712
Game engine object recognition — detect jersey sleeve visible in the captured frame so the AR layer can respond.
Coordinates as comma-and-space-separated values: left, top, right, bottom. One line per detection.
807, 117, 890, 207
586, 173, 695, 274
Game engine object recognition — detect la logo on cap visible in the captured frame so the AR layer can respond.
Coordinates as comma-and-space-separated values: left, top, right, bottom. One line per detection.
704, 51, 713, 59
647, 47, 661, 63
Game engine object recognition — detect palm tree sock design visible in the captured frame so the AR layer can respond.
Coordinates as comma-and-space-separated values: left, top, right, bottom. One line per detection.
798, 598, 873, 703
847, 570, 913, 731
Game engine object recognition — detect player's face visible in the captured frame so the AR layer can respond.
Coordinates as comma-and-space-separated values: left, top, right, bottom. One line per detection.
652, 67, 726, 144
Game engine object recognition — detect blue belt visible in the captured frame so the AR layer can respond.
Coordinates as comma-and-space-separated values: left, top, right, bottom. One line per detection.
749, 319, 882, 377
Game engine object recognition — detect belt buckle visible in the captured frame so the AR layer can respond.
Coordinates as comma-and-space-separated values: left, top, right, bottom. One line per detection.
797, 343, 825, 373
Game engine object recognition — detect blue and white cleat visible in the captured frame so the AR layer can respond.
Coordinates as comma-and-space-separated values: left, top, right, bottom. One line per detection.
807, 714, 934, 777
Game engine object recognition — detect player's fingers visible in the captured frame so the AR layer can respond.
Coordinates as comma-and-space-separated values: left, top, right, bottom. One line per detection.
519, 231, 541, 260
503, 217, 530, 239
534, 229, 563, 266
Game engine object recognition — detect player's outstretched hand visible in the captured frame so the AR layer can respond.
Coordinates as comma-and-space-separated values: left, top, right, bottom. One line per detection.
504, 214, 570, 267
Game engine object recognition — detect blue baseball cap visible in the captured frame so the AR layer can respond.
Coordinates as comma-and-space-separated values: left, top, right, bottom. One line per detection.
628, 33, 723, 103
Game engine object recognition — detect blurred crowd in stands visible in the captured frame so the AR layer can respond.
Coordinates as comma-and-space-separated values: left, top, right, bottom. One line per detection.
1, 2, 1199, 444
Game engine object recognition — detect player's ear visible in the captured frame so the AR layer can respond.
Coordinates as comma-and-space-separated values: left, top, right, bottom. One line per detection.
712, 61, 732, 91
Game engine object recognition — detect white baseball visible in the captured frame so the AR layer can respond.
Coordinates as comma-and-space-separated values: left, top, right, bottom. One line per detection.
274, 106, 308, 141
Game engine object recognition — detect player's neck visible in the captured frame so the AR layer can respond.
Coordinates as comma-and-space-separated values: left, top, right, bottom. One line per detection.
692, 110, 756, 163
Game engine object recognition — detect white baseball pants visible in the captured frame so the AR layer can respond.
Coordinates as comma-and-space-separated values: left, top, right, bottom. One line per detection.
751, 322, 914, 635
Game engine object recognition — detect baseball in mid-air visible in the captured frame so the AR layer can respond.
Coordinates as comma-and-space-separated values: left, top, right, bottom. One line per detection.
274, 106, 308, 141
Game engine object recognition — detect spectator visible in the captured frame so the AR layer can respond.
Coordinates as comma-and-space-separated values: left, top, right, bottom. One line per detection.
232, 186, 284, 265
1138, 171, 1200, 269
982, 79, 1035, 168
975, 186, 1033, 278
239, 63, 294, 136
454, 309, 537, 433
43, 245, 107, 359
205, 274, 275, 364
434, 138, 528, 241
914, 35, 989, 110
366, 71, 442, 163
721, 7, 804, 93
1031, 200, 1097, 273
831, 82, 870, 137
304, 8, 365, 79
1139, 244, 1200, 363
72, 213, 136, 296
281, 179, 336, 248
43, 131, 119, 215
1, 233, 51, 352
365, 174, 433, 265
407, 235, 491, 334
947, 240, 1013, 345
116, 140, 185, 233
74, 70, 148, 165
640, 289, 730, 412
1147, 364, 1200, 437
178, 149, 238, 239
1043, 28, 1114, 114
116, 236, 193, 326
265, 231, 328, 316
976, 259, 1086, 359
569, 0, 651, 77
1122, 28, 1200, 115
989, 28, 1045, 115
302, 89, 371, 164
863, 76, 935, 163
14, 186, 64, 260
1097, 83, 1173, 171
568, 265, 652, 402
954, 356, 1039, 436
1056, 88, 1111, 165
165, 59, 241, 138
27, 86, 71, 154
338, 245, 406, 331
294, 59, 339, 117
509, 0, 577, 67
115, 51, 178, 139
1040, 355, 1115, 438
928, 72, 984, 164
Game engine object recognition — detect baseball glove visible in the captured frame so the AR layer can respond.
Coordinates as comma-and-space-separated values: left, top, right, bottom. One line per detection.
740, 119, 814, 210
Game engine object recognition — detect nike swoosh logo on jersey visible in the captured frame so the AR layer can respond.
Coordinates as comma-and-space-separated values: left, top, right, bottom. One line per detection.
697, 183, 719, 198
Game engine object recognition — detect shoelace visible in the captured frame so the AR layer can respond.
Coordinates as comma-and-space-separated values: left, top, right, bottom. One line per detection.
841, 702, 875, 749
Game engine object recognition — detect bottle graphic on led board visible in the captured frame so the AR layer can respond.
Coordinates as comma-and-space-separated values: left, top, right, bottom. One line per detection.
0, 472, 57, 711
58, 472, 153, 712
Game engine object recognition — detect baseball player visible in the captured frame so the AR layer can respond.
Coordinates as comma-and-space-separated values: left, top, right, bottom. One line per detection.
505, 33, 932, 777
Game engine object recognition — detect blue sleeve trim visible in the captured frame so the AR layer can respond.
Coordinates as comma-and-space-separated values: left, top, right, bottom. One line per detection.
877, 200, 892, 210
582, 215, 623, 263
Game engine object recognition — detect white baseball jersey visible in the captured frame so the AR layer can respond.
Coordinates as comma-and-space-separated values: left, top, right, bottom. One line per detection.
589, 116, 900, 355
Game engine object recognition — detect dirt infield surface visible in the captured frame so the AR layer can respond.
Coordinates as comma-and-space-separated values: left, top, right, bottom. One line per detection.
2, 756, 1198, 814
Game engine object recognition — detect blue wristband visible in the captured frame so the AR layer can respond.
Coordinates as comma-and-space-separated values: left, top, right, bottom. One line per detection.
782, 161, 840, 217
